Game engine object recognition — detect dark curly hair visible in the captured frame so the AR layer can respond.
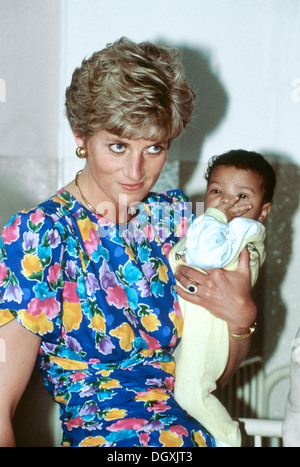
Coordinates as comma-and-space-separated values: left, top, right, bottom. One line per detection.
204, 149, 276, 202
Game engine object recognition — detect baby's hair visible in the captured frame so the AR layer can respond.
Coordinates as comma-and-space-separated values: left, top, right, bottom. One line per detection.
204, 149, 276, 202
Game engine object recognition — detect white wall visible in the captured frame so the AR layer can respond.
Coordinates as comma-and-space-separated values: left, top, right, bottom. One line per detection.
0, 0, 61, 228
0, 0, 299, 426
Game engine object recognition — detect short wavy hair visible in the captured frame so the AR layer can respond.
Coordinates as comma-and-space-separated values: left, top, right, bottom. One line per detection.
65, 37, 195, 142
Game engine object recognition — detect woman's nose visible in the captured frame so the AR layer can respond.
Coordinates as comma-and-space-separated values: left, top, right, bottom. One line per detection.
124, 153, 144, 181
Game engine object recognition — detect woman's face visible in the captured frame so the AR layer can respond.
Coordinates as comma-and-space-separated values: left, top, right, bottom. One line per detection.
74, 130, 167, 221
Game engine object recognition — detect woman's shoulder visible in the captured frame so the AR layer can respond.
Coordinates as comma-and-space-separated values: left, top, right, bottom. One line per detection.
1, 191, 75, 245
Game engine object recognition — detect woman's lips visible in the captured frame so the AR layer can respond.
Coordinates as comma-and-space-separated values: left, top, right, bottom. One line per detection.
119, 183, 144, 192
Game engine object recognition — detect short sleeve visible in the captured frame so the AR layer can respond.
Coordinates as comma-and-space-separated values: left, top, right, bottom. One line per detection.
0, 208, 64, 339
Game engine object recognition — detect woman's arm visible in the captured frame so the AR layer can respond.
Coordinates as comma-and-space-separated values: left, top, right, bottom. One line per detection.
174, 248, 256, 386
0, 320, 41, 446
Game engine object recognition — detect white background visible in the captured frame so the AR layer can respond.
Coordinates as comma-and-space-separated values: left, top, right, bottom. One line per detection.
1, 0, 300, 427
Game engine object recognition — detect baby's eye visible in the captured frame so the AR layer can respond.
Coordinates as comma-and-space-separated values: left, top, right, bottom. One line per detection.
110, 143, 126, 154
212, 189, 221, 194
238, 193, 248, 199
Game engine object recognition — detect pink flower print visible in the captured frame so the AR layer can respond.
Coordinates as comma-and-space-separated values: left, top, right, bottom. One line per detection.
162, 242, 172, 258
0, 263, 8, 285
106, 418, 147, 432
139, 432, 150, 446
139, 330, 161, 351
65, 416, 84, 431
106, 285, 128, 309
173, 300, 182, 317
169, 425, 188, 437
70, 372, 88, 383
47, 263, 62, 284
84, 228, 100, 256
2, 216, 21, 244
27, 296, 60, 319
29, 209, 45, 225
164, 376, 175, 391
143, 224, 154, 242
63, 282, 80, 303
179, 216, 189, 238
147, 400, 170, 413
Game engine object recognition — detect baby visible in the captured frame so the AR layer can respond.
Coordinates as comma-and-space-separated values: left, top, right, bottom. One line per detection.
169, 149, 276, 447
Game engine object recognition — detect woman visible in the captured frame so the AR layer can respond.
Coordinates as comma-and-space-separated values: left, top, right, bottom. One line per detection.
0, 37, 256, 447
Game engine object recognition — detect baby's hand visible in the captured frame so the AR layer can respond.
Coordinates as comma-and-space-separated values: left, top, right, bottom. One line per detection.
217, 196, 253, 222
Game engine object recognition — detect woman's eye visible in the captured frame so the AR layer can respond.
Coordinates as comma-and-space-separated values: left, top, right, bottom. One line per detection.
110, 143, 126, 154
147, 145, 163, 154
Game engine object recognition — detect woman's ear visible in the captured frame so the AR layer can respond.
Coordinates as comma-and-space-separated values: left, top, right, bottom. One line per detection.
72, 130, 86, 148
258, 201, 273, 222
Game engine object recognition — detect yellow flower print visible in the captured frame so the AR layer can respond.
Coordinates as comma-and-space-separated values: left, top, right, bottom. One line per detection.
96, 369, 113, 377
89, 313, 105, 332
79, 436, 107, 447
105, 408, 127, 421
49, 356, 88, 371
55, 395, 68, 405
80, 250, 89, 270
193, 430, 207, 447
62, 302, 83, 332
140, 349, 155, 357
159, 430, 183, 447
21, 254, 43, 278
18, 309, 53, 335
124, 245, 136, 261
135, 388, 169, 402
160, 360, 175, 376
77, 218, 98, 242
110, 322, 135, 351
157, 263, 168, 283
100, 378, 121, 390
141, 313, 161, 332
0, 309, 14, 326
169, 311, 183, 337
53, 195, 68, 206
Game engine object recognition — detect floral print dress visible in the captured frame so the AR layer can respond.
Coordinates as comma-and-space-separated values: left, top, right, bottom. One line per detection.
0, 189, 215, 447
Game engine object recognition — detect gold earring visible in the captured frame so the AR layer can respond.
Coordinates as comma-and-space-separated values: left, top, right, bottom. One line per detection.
76, 147, 87, 159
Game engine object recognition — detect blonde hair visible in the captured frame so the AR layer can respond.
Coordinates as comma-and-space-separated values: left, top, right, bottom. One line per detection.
65, 37, 195, 142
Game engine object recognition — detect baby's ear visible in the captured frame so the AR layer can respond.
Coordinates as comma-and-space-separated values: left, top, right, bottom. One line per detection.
258, 201, 272, 222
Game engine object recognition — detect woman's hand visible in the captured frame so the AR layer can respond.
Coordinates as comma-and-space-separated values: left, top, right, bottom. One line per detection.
174, 248, 256, 334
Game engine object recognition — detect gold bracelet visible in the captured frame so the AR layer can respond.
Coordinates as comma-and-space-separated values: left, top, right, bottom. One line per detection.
229, 322, 257, 340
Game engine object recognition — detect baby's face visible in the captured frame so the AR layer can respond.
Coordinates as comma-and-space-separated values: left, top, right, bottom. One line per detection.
204, 165, 272, 222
